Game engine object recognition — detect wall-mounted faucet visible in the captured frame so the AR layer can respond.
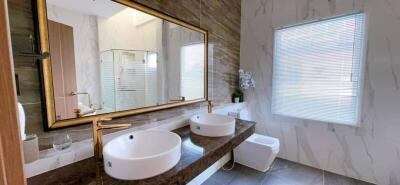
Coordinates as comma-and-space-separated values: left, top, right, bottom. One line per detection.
92, 117, 131, 161
71, 91, 93, 108
208, 100, 213, 113
170, 96, 186, 102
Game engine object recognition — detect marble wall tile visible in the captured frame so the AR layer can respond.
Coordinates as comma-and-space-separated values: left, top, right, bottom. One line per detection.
200, 0, 242, 104
8, 0, 35, 56
240, 0, 400, 184
8, 0, 45, 138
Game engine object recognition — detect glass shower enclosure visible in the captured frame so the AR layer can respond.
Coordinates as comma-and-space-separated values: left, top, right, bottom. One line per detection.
100, 49, 158, 113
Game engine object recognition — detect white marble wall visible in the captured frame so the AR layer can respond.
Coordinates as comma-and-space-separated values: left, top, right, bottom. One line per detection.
97, 8, 160, 52
240, 0, 400, 184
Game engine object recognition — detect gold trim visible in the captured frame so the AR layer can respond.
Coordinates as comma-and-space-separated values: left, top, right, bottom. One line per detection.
37, 0, 57, 129
113, 0, 207, 34
36, 0, 209, 129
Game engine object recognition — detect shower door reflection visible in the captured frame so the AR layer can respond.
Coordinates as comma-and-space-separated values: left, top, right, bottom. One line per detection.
100, 50, 158, 113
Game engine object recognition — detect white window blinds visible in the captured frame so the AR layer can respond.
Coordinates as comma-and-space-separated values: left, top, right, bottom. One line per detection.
271, 13, 366, 125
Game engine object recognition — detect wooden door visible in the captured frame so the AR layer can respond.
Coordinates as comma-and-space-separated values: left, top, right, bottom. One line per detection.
0, 0, 26, 184
48, 20, 78, 120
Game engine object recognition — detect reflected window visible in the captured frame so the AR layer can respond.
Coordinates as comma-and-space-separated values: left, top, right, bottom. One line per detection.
180, 43, 205, 100
147, 53, 157, 69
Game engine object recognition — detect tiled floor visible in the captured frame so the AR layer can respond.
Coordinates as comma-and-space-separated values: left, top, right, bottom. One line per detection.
202, 158, 374, 185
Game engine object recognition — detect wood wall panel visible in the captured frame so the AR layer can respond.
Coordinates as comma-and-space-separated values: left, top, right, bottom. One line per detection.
0, 0, 26, 184
48, 20, 66, 119
59, 23, 77, 118
48, 20, 78, 120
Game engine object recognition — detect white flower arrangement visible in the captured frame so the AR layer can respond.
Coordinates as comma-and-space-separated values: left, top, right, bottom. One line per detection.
239, 69, 255, 90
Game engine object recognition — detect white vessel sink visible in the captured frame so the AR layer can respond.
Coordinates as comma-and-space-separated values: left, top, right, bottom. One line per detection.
103, 130, 181, 180
190, 113, 236, 137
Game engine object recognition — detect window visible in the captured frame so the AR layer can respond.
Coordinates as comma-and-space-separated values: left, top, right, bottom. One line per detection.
180, 43, 205, 100
271, 13, 366, 125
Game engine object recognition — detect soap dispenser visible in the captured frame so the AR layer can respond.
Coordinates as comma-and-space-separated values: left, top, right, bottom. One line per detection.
18, 102, 39, 163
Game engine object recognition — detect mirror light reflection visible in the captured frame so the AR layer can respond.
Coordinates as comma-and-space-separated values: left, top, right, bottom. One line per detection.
46, 0, 205, 120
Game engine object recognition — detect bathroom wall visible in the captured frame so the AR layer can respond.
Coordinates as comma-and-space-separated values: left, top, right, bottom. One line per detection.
240, 0, 400, 184
9, 0, 43, 136
166, 23, 204, 100
134, 0, 242, 103
97, 8, 161, 52
8, 0, 241, 149
47, 4, 102, 109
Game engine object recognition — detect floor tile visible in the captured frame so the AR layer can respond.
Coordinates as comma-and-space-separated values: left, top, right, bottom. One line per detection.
228, 165, 265, 185
202, 166, 238, 185
202, 158, 375, 185
261, 159, 323, 185
202, 178, 224, 185
324, 171, 375, 185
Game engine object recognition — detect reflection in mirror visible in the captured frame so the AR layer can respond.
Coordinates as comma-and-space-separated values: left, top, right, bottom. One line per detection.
45, 0, 205, 121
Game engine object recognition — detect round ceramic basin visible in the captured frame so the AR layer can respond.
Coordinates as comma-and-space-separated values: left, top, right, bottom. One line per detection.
103, 130, 181, 180
190, 113, 236, 137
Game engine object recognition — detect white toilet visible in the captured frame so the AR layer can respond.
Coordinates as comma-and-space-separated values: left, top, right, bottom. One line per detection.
234, 133, 280, 172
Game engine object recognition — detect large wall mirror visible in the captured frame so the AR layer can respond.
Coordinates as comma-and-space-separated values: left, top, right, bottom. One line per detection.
36, 0, 208, 129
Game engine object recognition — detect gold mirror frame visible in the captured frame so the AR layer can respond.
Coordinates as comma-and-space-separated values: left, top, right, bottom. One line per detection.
36, 0, 208, 130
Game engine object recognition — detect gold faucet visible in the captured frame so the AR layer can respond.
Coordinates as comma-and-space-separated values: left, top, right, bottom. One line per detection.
92, 117, 131, 161
208, 100, 213, 113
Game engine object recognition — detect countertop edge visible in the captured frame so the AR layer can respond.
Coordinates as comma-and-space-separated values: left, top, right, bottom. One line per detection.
27, 120, 256, 185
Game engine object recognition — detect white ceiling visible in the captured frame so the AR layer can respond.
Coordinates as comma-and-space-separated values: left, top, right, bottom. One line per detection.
46, 0, 126, 18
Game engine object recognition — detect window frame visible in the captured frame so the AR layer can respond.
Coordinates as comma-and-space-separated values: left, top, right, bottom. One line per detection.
271, 12, 368, 126
180, 43, 205, 101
